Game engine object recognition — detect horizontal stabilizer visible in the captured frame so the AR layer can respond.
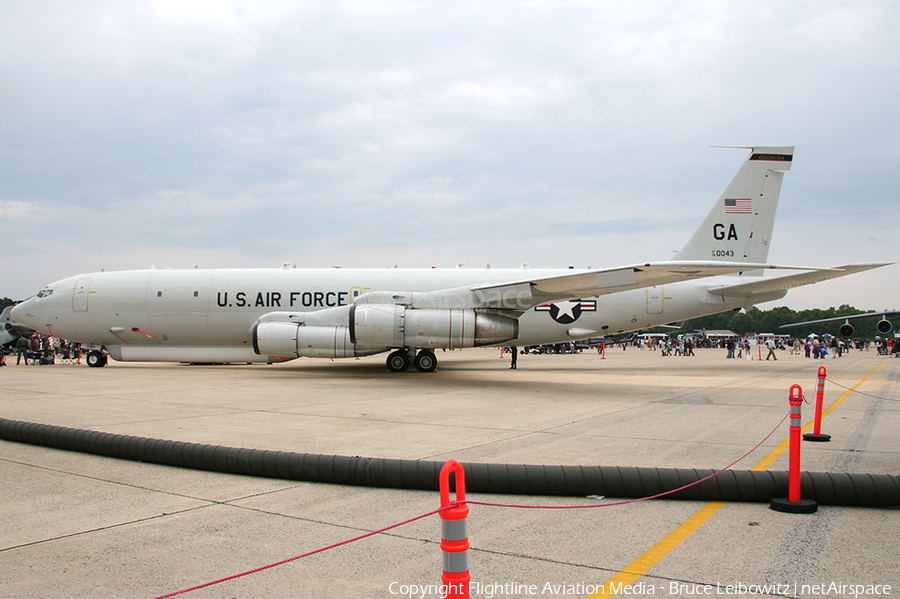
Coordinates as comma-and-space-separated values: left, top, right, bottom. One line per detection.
707, 263, 891, 298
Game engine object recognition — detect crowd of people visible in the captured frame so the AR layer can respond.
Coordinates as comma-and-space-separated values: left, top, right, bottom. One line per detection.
0, 333, 82, 366
512, 333, 900, 363
644, 336, 697, 356
875, 336, 899, 356
3, 330, 898, 368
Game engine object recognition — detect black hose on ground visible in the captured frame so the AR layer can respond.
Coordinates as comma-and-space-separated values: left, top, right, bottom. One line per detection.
1, 418, 897, 507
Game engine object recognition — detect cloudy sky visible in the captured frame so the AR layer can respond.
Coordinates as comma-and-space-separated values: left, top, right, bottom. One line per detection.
2, 1, 898, 310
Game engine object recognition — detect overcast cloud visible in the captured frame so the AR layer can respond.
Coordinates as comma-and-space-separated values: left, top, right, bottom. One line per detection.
2, 1, 898, 310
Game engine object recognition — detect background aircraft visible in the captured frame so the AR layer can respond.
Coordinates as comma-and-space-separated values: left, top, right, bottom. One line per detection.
0, 306, 36, 350
12, 147, 888, 371
780, 311, 899, 338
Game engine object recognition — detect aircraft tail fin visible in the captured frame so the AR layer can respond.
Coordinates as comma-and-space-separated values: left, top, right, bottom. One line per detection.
673, 147, 794, 268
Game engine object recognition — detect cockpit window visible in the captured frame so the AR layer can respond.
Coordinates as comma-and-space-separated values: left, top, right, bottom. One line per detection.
36, 288, 54, 298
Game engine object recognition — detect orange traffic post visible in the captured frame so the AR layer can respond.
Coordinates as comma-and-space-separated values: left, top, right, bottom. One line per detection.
771, 385, 818, 513
803, 366, 831, 443
803, 366, 831, 442
439, 460, 470, 599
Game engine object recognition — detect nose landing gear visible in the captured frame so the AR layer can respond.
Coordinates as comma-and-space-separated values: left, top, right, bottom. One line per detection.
86, 350, 108, 368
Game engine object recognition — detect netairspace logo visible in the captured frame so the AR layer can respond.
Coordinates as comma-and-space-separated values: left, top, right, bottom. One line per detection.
668, 582, 892, 597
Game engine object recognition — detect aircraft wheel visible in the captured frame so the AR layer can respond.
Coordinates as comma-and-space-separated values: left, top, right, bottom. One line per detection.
414, 350, 438, 373
86, 351, 107, 368
386, 350, 410, 372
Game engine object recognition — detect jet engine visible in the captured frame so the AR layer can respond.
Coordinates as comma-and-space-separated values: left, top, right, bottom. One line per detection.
252, 305, 519, 359
350, 304, 518, 351
835, 317, 892, 337
253, 320, 367, 359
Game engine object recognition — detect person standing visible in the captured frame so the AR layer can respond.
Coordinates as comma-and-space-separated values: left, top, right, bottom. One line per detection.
509, 346, 518, 369
16, 336, 29, 365
765, 338, 778, 361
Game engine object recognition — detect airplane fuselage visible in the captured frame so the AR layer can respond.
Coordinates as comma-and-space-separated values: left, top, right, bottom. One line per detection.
13, 267, 781, 364
17, 146, 877, 371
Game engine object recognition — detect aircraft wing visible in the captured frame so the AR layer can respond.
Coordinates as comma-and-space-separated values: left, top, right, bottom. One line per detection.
706, 263, 891, 298
779, 311, 900, 329
465, 261, 799, 310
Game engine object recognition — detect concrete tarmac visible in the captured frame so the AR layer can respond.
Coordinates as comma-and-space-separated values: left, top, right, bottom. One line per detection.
1, 347, 897, 598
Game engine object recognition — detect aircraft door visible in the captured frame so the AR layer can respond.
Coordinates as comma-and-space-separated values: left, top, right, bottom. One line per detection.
72, 277, 92, 312
646, 286, 664, 314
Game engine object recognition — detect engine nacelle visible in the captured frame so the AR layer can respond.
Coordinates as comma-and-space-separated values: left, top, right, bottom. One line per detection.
839, 322, 855, 337
296, 325, 355, 358
876, 319, 892, 334
253, 321, 388, 359
253, 321, 298, 358
350, 304, 518, 350
252, 306, 519, 358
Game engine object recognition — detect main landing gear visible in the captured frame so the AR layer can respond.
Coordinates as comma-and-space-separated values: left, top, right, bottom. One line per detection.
386, 349, 438, 373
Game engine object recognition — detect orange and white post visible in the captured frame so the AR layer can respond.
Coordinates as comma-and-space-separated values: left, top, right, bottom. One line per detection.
439, 460, 470, 599
770, 385, 818, 513
803, 366, 831, 442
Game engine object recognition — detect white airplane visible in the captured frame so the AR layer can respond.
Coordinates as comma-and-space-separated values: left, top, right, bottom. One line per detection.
780, 311, 899, 337
0, 306, 36, 349
12, 146, 888, 372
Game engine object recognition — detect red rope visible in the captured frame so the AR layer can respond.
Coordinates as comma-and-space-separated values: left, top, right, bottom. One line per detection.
825, 377, 900, 402
466, 408, 790, 510
152, 506, 450, 599
153, 408, 790, 598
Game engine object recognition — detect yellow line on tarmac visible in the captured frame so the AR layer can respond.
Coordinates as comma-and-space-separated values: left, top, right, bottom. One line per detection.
586, 361, 890, 599
586, 502, 726, 598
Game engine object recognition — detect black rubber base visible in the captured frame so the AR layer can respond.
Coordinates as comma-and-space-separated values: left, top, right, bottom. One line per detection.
803, 433, 831, 442
1, 418, 898, 507
770, 497, 818, 513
